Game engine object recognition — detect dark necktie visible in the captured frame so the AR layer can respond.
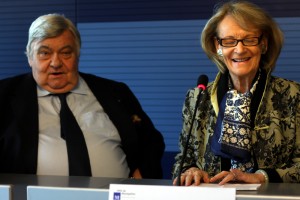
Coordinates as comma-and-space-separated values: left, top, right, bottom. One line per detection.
57, 93, 92, 176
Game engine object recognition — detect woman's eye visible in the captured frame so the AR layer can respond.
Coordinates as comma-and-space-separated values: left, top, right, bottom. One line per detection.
223, 40, 235, 45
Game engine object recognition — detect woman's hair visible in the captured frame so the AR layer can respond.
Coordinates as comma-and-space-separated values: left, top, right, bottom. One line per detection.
201, 0, 284, 73
26, 13, 81, 58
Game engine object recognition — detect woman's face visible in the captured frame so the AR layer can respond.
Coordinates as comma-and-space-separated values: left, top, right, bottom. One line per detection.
215, 15, 267, 80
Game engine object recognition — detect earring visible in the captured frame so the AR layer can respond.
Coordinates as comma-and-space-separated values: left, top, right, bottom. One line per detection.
217, 48, 223, 56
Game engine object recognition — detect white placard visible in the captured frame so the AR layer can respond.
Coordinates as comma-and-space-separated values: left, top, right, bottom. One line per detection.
0, 185, 11, 200
199, 183, 261, 191
27, 186, 109, 200
109, 184, 235, 200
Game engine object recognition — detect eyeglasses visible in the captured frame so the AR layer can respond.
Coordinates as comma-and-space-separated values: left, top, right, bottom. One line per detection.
216, 34, 263, 47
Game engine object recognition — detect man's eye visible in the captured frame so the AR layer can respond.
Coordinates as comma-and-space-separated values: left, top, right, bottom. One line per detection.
61, 51, 72, 58
38, 51, 51, 59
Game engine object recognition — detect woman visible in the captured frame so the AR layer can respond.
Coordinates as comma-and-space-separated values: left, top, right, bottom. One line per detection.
172, 0, 300, 186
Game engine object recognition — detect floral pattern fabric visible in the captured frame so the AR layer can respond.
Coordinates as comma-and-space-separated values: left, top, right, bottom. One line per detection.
220, 89, 255, 171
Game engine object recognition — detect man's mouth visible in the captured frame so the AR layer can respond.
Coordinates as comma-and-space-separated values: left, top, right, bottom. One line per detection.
50, 72, 64, 75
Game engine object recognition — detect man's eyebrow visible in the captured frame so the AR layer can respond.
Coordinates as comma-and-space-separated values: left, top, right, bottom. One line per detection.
60, 45, 74, 51
37, 45, 51, 51
37, 45, 74, 52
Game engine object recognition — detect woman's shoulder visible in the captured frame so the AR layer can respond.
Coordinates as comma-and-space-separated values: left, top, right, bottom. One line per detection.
270, 76, 300, 88
268, 75, 300, 94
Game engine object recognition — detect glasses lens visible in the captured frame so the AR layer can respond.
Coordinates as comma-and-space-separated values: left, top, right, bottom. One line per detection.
243, 38, 259, 46
221, 39, 237, 47
220, 37, 260, 47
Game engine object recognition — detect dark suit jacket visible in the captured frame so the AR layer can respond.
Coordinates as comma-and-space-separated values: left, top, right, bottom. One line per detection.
0, 72, 165, 179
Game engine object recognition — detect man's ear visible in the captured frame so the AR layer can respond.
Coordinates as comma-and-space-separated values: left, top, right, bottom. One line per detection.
28, 58, 33, 68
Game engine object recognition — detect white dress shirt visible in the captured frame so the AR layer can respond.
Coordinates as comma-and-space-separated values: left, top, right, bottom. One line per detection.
36, 76, 129, 177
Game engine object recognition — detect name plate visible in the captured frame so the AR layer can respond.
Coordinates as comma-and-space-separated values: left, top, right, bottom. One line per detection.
0, 185, 11, 200
27, 186, 109, 200
109, 184, 235, 200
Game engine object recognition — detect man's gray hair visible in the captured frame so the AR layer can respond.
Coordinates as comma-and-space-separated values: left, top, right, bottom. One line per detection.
26, 13, 81, 58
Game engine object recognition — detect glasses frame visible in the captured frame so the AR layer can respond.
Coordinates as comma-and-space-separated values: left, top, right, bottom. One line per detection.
216, 34, 263, 47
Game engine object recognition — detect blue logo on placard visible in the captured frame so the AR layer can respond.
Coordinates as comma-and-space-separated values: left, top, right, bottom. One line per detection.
113, 192, 121, 200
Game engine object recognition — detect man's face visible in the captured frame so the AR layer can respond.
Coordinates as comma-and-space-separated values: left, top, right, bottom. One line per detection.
28, 30, 79, 94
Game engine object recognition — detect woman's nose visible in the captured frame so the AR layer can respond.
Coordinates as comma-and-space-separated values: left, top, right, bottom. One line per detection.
234, 41, 246, 53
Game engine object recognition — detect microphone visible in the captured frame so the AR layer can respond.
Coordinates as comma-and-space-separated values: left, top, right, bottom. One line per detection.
176, 74, 208, 186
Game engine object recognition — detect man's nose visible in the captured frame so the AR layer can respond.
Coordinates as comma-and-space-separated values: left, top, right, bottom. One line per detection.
50, 54, 62, 68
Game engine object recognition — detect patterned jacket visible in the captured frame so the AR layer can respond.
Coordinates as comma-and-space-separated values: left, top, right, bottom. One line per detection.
173, 71, 300, 183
